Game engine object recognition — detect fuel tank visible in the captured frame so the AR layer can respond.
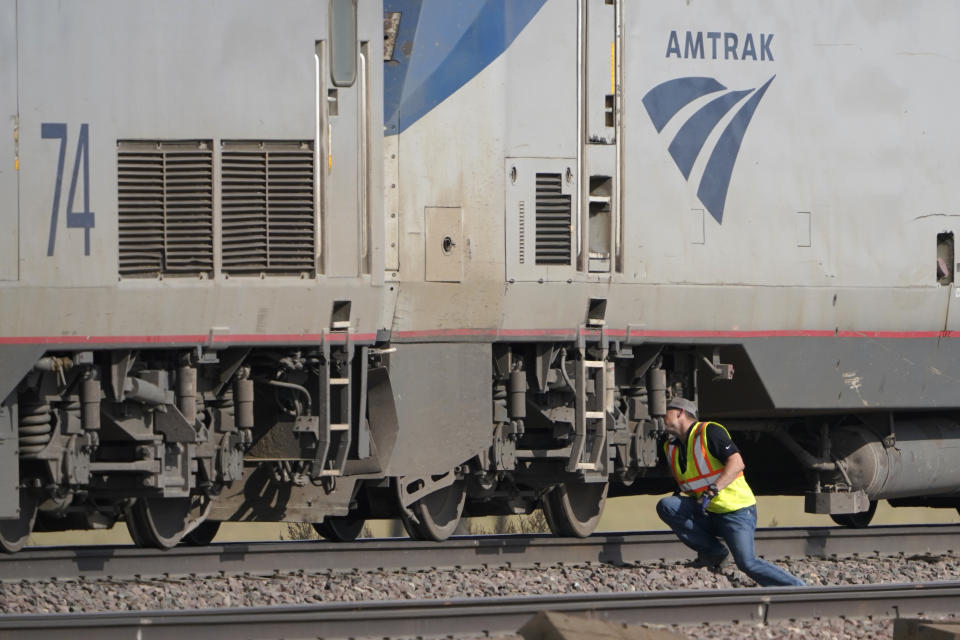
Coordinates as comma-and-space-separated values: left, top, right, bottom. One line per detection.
830, 418, 960, 499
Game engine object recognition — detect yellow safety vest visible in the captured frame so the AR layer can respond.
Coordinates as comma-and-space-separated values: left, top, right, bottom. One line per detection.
664, 421, 756, 514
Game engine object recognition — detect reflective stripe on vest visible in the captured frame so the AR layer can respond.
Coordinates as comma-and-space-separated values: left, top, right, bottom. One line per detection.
666, 422, 725, 494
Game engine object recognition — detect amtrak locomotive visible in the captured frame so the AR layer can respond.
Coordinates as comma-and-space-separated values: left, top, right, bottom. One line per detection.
1, 0, 959, 550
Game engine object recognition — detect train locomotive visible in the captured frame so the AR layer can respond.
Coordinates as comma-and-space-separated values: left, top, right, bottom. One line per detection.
2, 0, 960, 550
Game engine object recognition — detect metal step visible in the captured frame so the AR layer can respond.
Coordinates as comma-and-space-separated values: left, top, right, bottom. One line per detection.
568, 345, 609, 474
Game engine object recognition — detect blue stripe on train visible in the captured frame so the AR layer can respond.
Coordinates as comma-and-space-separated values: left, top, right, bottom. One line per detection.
384, 0, 548, 135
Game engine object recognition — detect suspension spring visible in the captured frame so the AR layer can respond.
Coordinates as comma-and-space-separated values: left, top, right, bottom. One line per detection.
19, 402, 53, 456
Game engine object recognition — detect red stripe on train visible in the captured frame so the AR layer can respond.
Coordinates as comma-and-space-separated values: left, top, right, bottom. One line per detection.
0, 328, 956, 345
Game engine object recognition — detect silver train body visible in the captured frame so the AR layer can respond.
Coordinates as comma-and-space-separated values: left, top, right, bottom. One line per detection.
1, 0, 959, 548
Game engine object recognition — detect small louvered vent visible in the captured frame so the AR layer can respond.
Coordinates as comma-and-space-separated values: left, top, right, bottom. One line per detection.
118, 141, 214, 277
221, 141, 316, 276
535, 173, 572, 265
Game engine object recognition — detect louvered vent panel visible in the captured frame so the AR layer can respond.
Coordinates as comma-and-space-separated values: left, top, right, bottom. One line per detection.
117, 141, 213, 277
222, 141, 315, 276
535, 173, 572, 265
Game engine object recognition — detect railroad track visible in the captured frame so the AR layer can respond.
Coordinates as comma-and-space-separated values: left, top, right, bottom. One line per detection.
1, 580, 958, 639
2, 523, 958, 582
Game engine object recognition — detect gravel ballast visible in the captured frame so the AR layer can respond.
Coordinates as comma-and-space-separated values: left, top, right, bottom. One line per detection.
3, 554, 958, 639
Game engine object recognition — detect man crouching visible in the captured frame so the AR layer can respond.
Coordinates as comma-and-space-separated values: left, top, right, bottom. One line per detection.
657, 397, 805, 587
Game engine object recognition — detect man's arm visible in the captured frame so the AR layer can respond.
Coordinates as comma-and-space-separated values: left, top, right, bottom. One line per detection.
704, 425, 742, 493
713, 452, 745, 492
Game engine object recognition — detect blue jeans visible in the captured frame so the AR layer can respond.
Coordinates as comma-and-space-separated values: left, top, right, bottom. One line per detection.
656, 495, 805, 587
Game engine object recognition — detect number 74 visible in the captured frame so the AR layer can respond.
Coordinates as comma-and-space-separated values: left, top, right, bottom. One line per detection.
41, 123, 95, 256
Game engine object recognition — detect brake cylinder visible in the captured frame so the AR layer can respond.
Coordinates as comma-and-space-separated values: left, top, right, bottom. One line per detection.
176, 365, 197, 426
648, 368, 667, 417
235, 369, 254, 431
80, 367, 101, 431
508, 369, 527, 419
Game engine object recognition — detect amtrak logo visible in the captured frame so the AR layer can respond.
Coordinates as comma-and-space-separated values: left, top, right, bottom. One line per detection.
642, 76, 774, 223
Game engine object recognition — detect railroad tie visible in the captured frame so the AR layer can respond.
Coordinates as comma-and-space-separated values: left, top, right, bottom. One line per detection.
518, 611, 688, 640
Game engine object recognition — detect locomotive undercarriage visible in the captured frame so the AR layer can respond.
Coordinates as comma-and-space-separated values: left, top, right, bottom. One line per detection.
2, 348, 251, 551
462, 342, 686, 538
470, 341, 960, 534
6, 338, 960, 551
0, 343, 396, 551
0, 338, 690, 549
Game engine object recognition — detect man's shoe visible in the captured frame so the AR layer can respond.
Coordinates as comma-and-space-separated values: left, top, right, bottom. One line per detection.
685, 550, 730, 569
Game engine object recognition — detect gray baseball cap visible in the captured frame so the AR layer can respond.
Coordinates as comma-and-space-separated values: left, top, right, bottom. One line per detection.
666, 397, 698, 419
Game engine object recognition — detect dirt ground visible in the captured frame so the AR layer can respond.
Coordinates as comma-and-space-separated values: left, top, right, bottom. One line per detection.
27, 494, 960, 547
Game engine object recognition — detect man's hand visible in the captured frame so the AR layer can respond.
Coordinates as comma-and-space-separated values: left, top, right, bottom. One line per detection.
699, 484, 718, 514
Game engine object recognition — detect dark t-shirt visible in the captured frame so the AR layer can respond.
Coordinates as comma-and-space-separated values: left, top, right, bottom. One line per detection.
668, 423, 740, 470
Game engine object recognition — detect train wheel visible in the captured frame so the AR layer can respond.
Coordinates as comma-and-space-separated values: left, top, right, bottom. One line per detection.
541, 479, 608, 538
125, 497, 194, 549
830, 500, 877, 528
182, 519, 221, 546
124, 507, 148, 547
397, 478, 466, 542
0, 492, 38, 553
313, 515, 365, 542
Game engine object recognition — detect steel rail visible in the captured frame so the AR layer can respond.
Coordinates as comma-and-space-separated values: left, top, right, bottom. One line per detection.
1, 581, 959, 639
2, 524, 958, 583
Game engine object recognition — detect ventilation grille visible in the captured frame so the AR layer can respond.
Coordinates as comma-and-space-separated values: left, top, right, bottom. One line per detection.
535, 173, 572, 265
221, 141, 316, 276
518, 200, 526, 264
118, 141, 214, 277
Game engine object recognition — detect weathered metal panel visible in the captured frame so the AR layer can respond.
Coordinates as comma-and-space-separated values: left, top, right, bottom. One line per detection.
742, 336, 960, 411
17, 1, 323, 288
385, 0, 960, 414
384, 134, 399, 272
396, 0, 960, 344
620, 0, 960, 290
391, 281, 502, 334
503, 0, 577, 161
0, 345, 43, 406
13, 0, 383, 289
1, 0, 385, 345
385, 343, 491, 476
0, 400, 17, 518
0, 283, 385, 344
208, 466, 358, 522
388, 1, 565, 330
585, 0, 615, 144
0, 0, 16, 281
323, 40, 362, 277
424, 206, 462, 282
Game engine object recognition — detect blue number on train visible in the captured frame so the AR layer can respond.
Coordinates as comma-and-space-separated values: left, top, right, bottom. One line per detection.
41, 123, 95, 256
